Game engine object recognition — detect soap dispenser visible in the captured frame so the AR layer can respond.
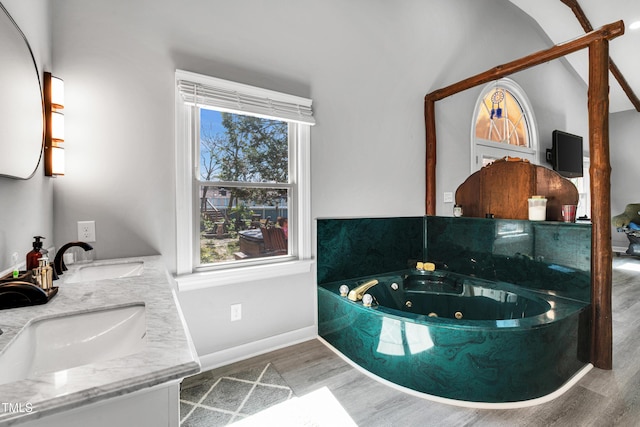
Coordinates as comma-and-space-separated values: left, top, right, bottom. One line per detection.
26, 236, 45, 271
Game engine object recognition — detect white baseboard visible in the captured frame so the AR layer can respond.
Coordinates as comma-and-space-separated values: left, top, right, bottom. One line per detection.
196, 326, 317, 372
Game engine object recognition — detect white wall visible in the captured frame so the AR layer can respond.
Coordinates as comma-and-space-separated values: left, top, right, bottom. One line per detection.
611, 110, 640, 249
49, 0, 592, 361
0, 0, 52, 274
178, 272, 316, 362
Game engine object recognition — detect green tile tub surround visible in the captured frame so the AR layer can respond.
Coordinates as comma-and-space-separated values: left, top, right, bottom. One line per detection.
316, 217, 423, 284
318, 272, 589, 403
317, 216, 591, 303
425, 216, 591, 303
316, 217, 592, 403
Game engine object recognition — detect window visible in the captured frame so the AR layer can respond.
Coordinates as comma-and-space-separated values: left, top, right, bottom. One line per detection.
570, 157, 591, 220
175, 70, 314, 276
470, 78, 538, 171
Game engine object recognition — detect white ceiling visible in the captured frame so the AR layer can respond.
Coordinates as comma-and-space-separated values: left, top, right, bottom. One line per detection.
509, 0, 640, 113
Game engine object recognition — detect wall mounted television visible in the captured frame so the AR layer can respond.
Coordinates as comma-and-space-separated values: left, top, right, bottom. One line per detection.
546, 130, 583, 178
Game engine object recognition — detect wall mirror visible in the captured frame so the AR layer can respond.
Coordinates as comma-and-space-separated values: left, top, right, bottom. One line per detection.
0, 2, 44, 179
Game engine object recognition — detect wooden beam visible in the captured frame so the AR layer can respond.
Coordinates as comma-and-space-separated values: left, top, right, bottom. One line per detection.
425, 21, 624, 214
425, 20, 624, 103
609, 61, 640, 112
425, 98, 436, 215
561, 0, 640, 112
589, 38, 613, 369
560, 0, 593, 31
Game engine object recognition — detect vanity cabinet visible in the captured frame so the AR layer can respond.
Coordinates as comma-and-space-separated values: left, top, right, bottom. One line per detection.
20, 382, 180, 427
0, 256, 199, 427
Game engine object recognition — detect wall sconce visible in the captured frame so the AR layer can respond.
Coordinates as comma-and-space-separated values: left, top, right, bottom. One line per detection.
44, 72, 65, 176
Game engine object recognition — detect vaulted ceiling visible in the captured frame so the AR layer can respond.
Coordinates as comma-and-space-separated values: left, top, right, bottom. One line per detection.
509, 0, 640, 113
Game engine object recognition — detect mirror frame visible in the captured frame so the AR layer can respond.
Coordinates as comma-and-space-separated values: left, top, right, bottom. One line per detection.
0, 1, 45, 180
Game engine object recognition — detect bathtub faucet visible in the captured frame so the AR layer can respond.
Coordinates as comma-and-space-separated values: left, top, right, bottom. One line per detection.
348, 279, 379, 302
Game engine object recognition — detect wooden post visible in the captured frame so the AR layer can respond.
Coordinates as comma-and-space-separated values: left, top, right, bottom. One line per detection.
589, 38, 613, 369
425, 98, 436, 215
424, 22, 624, 368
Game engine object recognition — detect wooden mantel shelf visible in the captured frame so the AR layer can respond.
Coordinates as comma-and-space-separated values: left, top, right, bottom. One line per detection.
455, 158, 579, 221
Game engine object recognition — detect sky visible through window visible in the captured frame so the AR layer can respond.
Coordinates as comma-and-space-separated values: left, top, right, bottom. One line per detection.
200, 110, 224, 149
201, 109, 224, 134
199, 109, 224, 180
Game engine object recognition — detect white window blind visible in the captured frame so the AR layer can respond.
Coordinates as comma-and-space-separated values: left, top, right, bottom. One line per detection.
176, 70, 315, 125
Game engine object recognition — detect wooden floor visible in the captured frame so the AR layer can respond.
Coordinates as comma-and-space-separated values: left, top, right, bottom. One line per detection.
205, 257, 640, 426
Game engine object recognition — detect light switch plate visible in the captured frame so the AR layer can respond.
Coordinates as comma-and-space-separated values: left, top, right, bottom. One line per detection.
231, 303, 242, 321
443, 192, 454, 203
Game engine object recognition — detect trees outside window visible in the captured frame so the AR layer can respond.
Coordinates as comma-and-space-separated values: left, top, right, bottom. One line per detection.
198, 110, 291, 265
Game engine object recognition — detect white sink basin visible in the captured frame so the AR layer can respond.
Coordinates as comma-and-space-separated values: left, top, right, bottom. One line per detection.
0, 304, 147, 385
65, 261, 144, 283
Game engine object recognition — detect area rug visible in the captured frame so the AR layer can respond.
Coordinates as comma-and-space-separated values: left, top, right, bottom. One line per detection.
180, 362, 294, 426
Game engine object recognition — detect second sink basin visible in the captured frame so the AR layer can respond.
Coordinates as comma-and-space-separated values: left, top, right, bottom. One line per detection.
65, 261, 144, 283
0, 304, 147, 385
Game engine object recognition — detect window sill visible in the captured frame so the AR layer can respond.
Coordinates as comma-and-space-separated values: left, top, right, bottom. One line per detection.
174, 259, 314, 292
476, 139, 535, 154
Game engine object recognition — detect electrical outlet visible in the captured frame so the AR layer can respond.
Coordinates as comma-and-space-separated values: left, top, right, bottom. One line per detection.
230, 303, 242, 321
77, 221, 96, 242
443, 192, 454, 203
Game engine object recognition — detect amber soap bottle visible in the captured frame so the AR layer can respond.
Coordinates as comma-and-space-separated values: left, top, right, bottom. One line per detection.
26, 236, 45, 271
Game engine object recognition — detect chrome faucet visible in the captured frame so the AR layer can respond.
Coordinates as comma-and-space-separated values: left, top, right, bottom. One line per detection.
54, 241, 94, 277
347, 279, 379, 302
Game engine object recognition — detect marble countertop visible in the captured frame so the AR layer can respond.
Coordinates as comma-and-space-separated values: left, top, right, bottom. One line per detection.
0, 255, 200, 426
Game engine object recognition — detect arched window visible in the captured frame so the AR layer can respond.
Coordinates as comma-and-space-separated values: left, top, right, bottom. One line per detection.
470, 78, 538, 171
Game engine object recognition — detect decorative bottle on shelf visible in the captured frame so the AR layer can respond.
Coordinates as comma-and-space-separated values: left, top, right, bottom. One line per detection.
38, 257, 53, 290
26, 236, 45, 271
